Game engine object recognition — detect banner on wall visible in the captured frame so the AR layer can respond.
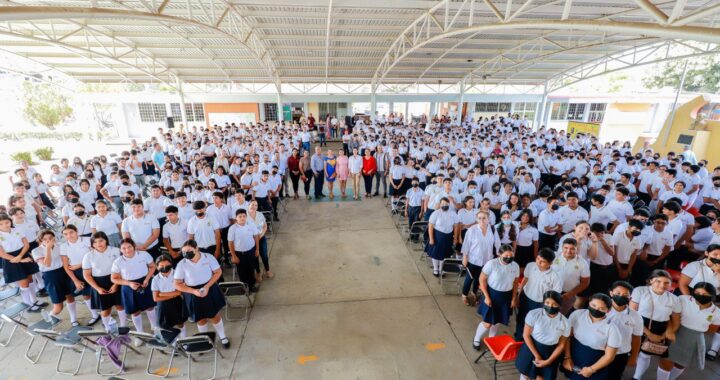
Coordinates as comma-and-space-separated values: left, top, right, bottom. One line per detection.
208, 112, 256, 127
567, 121, 600, 138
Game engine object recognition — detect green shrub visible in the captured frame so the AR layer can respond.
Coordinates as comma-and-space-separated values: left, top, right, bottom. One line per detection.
34, 147, 54, 161
10, 151, 34, 165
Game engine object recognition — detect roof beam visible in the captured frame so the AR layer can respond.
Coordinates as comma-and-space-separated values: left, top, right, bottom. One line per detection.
632, 0, 668, 24
325, 0, 333, 82
672, 3, 720, 27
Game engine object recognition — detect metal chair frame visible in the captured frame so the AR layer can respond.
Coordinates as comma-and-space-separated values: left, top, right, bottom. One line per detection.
218, 282, 254, 322
176, 333, 224, 380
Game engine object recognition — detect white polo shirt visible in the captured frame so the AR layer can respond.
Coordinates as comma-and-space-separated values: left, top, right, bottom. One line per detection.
174, 253, 220, 287
31, 245, 64, 272
144, 196, 170, 220
681, 260, 720, 289
644, 228, 674, 257
121, 215, 160, 248
517, 225, 539, 247
607, 307, 644, 355
569, 309, 622, 351
429, 209, 459, 234
162, 218, 189, 249
537, 209, 560, 236
552, 255, 590, 293
678, 295, 720, 332
81, 247, 121, 277
60, 237, 91, 266
186, 216, 220, 248
612, 230, 643, 265
589, 205, 618, 227
526, 308, 571, 346
558, 206, 589, 234
206, 203, 233, 229
630, 286, 681, 322
151, 270, 176, 293
523, 262, 564, 303
461, 224, 495, 266
90, 212, 122, 235
111, 251, 153, 280
227, 222, 259, 252
482, 257, 520, 292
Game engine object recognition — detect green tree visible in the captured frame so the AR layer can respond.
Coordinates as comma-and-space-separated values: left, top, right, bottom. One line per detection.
642, 57, 720, 93
22, 81, 74, 130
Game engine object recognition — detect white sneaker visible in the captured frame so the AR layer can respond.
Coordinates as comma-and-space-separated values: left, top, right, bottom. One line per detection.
133, 337, 144, 347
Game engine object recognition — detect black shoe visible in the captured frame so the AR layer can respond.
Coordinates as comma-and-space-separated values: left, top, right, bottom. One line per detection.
27, 304, 42, 313
273, 216, 279, 222
472, 341, 481, 351
34, 300, 49, 308
373, 192, 379, 196
707, 349, 718, 361
250, 286, 259, 293
87, 315, 101, 326
36, 289, 48, 298
221, 337, 230, 349
383, 194, 388, 198
432, 271, 439, 277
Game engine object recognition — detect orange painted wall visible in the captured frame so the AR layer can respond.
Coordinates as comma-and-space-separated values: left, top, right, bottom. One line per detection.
203, 103, 260, 128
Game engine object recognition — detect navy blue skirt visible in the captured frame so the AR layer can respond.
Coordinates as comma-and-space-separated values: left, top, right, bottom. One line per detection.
516, 337, 560, 380
477, 287, 513, 326
157, 296, 189, 329
1, 249, 39, 283
120, 277, 156, 314
426, 230, 453, 260
42, 267, 73, 304
71, 268, 92, 297
183, 282, 225, 322
90, 275, 122, 310
568, 336, 608, 380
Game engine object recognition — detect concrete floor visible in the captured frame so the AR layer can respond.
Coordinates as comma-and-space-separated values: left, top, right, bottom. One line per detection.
2, 146, 719, 379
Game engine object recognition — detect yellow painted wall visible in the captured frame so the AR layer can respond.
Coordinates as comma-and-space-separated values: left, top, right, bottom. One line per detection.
307, 102, 320, 119
599, 103, 648, 144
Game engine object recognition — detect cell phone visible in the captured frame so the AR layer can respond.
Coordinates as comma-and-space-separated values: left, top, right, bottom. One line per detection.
572, 365, 583, 374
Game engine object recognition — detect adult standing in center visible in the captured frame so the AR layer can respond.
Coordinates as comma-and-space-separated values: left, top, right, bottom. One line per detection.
361, 149, 377, 198
311, 147, 325, 200
348, 148, 363, 200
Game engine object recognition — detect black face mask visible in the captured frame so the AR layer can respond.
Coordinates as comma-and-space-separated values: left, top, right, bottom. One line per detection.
551, 204, 559, 211
492, 187, 500, 192
272, 171, 278, 175
68, 198, 79, 204
167, 194, 175, 199
709, 257, 720, 265
693, 293, 713, 305
122, 181, 129, 185
543, 305, 560, 315
195, 212, 205, 217
158, 266, 172, 274
501, 256, 513, 264
588, 307, 606, 319
714, 182, 720, 187
74, 210, 85, 217
631, 230, 641, 237
612, 295, 630, 307
441, 205, 450, 211
182, 251, 195, 260
412, 183, 419, 188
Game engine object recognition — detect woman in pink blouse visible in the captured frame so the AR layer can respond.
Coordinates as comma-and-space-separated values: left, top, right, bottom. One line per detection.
336, 149, 349, 199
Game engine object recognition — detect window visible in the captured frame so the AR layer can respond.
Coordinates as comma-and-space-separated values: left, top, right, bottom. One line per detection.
263, 103, 278, 121
567, 103, 586, 121
588, 103, 606, 123
138, 102, 167, 123
550, 102, 569, 120
170, 103, 182, 121
512, 102, 537, 120
183, 103, 205, 122
318, 103, 347, 117
475, 102, 511, 113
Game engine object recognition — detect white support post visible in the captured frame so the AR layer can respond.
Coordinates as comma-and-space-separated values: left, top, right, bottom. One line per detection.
457, 81, 466, 123
536, 82, 548, 130
177, 77, 188, 128
370, 89, 377, 121
277, 93, 283, 123
430, 102, 437, 118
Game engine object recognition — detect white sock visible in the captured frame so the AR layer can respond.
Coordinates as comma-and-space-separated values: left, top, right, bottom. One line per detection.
213, 319, 226, 340
474, 323, 488, 344
101, 315, 112, 331
669, 367, 685, 380
20, 287, 36, 305
488, 324, 499, 337
131, 314, 144, 333
179, 325, 187, 338
432, 259, 442, 273
146, 308, 159, 330
712, 332, 720, 352
29, 281, 38, 294
67, 301, 77, 323
84, 299, 99, 318
33, 273, 45, 289
657, 368, 671, 380
117, 310, 128, 327
49, 310, 62, 319
197, 323, 208, 333
633, 353, 651, 379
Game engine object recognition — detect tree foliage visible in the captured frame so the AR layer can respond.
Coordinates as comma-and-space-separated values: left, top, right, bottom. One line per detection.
22, 81, 74, 129
642, 57, 720, 93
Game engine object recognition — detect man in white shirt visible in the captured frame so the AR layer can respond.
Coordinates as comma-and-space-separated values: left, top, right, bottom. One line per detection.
161, 205, 188, 264
537, 197, 562, 250
348, 148, 363, 200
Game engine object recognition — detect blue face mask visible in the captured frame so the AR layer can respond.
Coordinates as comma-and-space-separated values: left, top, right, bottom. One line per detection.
502, 219, 511, 225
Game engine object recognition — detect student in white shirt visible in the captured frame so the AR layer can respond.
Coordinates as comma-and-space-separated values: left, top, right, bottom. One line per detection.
174, 240, 229, 348
552, 238, 591, 314
121, 199, 161, 259
605, 281, 643, 379
151, 254, 188, 338
404, 177, 425, 238
515, 249, 563, 341
426, 197, 460, 276
90, 200, 123, 247
563, 294, 621, 379
161, 205, 189, 265
611, 219, 644, 285
659, 282, 720, 380
228, 209, 260, 292
515, 290, 570, 380
111, 238, 158, 346
82, 232, 124, 332
677, 243, 720, 296
32, 230, 79, 325
537, 197, 562, 250
630, 270, 681, 380
186, 200, 222, 260
0, 213, 43, 312
460, 210, 495, 306
472, 245, 520, 349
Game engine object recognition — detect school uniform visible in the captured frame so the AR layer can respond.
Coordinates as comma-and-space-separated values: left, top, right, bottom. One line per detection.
121, 215, 161, 258
537, 209, 560, 250
31, 245, 72, 304
59, 238, 91, 297
81, 247, 122, 310
631, 286, 681, 357
0, 229, 38, 283
405, 188, 424, 234
606, 306, 644, 379
174, 253, 226, 321
111, 251, 155, 315
388, 165, 405, 196
681, 259, 720, 290
161, 219, 189, 265
515, 263, 564, 341
588, 233, 615, 295
67, 216, 93, 237
567, 309, 622, 380
151, 269, 188, 329
516, 308, 571, 380
515, 225, 539, 268
228, 222, 260, 289
461, 224, 496, 297
186, 215, 220, 256
477, 258, 520, 325
90, 212, 123, 247
551, 255, 590, 312
426, 209, 458, 260
668, 295, 720, 369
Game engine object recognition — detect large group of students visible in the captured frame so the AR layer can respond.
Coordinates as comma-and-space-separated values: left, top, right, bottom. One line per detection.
1, 111, 719, 379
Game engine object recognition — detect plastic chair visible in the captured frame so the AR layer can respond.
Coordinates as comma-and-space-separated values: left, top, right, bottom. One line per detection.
176, 332, 224, 380
440, 258, 464, 295
474, 335, 523, 380
130, 329, 184, 378
78, 328, 139, 376
36, 326, 93, 375
0, 302, 30, 347
218, 282, 254, 322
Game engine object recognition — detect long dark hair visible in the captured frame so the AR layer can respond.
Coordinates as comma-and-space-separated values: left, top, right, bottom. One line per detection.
497, 211, 517, 241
